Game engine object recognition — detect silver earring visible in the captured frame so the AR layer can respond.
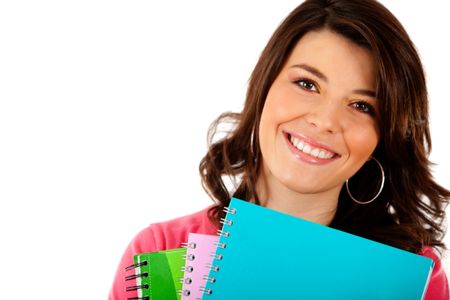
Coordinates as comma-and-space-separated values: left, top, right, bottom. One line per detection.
250, 125, 259, 164
249, 127, 256, 157
346, 156, 385, 205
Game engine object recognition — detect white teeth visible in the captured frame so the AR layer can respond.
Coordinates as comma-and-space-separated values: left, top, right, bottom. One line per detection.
310, 148, 319, 157
302, 144, 312, 154
297, 140, 305, 150
289, 134, 335, 159
318, 150, 327, 159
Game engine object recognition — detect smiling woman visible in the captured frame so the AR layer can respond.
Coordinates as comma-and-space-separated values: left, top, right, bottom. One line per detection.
200, 0, 450, 254
109, 0, 449, 299
198, 0, 450, 297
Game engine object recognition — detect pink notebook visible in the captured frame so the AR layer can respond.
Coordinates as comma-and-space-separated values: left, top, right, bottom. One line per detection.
180, 233, 219, 300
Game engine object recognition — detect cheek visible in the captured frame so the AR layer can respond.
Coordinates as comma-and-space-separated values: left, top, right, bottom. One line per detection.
260, 88, 306, 133
259, 88, 294, 159
345, 124, 379, 159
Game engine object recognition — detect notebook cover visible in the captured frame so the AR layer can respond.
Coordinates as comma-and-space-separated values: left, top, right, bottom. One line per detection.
202, 198, 434, 300
181, 233, 219, 300
134, 247, 186, 300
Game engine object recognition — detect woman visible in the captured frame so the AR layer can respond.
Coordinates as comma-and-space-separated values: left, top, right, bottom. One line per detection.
110, 0, 449, 298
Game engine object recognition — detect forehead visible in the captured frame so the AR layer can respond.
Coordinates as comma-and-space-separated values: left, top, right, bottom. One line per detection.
285, 29, 376, 89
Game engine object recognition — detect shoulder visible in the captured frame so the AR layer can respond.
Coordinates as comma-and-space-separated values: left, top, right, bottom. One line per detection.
419, 246, 449, 300
132, 204, 218, 252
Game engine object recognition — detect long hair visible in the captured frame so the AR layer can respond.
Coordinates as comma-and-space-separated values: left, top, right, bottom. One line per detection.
199, 0, 450, 254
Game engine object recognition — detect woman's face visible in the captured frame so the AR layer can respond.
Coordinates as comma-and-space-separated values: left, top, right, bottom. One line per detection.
258, 29, 380, 196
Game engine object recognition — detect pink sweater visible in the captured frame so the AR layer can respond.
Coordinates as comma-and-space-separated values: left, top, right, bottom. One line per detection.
109, 206, 449, 299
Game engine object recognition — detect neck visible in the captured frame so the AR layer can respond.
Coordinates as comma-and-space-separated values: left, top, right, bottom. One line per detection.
255, 169, 341, 226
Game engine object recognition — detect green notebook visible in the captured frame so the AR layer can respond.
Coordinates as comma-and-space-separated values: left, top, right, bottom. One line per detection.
126, 247, 186, 300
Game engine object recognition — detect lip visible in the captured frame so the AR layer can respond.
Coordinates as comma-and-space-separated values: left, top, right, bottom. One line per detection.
283, 130, 340, 165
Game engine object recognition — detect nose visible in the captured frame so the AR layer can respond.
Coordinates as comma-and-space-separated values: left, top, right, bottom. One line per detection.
305, 100, 342, 134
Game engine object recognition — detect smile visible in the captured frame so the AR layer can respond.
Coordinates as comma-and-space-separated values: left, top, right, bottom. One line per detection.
284, 131, 340, 163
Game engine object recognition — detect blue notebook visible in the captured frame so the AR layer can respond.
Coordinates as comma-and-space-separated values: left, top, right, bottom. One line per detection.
202, 198, 434, 299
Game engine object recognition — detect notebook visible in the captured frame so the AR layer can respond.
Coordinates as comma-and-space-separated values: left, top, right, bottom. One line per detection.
202, 197, 434, 300
180, 233, 219, 300
125, 247, 186, 300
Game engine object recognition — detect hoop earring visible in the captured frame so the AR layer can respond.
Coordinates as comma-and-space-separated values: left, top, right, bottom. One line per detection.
346, 156, 385, 205
250, 125, 259, 164
249, 127, 256, 157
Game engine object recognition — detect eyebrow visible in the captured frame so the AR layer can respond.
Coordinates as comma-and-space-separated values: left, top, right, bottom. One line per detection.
290, 63, 377, 98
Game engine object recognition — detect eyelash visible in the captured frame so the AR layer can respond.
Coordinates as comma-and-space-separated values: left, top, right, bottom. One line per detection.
294, 78, 376, 116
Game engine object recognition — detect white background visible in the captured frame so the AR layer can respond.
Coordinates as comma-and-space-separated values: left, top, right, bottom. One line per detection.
0, 1, 448, 299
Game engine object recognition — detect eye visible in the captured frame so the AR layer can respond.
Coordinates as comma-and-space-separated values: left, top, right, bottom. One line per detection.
351, 101, 376, 116
295, 78, 318, 92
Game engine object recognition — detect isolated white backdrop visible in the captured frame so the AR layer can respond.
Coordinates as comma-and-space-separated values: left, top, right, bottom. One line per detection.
0, 1, 448, 299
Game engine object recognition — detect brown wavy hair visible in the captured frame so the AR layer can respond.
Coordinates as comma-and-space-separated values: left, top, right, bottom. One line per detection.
199, 0, 450, 254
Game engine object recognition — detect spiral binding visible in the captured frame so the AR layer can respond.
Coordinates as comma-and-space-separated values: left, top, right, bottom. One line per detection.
179, 239, 198, 297
210, 253, 223, 261
201, 205, 237, 297
125, 272, 148, 281
224, 207, 237, 215
177, 278, 193, 296
181, 241, 197, 249
126, 284, 149, 292
217, 229, 230, 238
202, 274, 216, 283
125, 259, 150, 300
219, 217, 233, 226
125, 260, 147, 272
